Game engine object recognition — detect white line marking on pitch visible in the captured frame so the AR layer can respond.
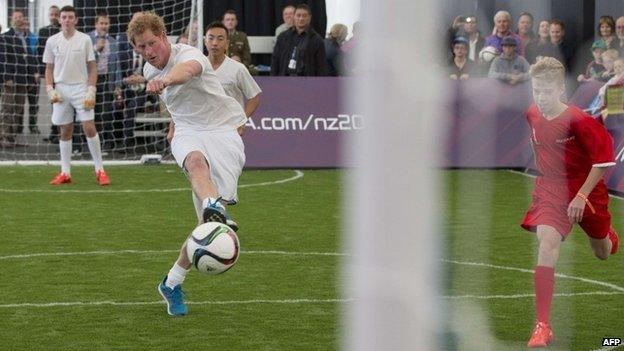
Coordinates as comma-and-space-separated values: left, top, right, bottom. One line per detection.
0, 170, 304, 193
0, 298, 352, 309
443, 259, 624, 293
0, 249, 348, 261
2, 253, 621, 308
444, 291, 624, 300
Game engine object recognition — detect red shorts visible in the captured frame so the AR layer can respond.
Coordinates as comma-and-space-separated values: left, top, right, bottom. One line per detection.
520, 179, 612, 239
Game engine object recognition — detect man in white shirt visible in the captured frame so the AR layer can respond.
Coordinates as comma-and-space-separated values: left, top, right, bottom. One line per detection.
169, 21, 261, 225
185, 21, 262, 228
44, 6, 110, 186
127, 12, 247, 316
205, 22, 261, 119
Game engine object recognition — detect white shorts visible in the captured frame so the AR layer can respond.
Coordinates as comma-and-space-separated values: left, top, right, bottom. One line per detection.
51, 83, 95, 125
171, 128, 245, 203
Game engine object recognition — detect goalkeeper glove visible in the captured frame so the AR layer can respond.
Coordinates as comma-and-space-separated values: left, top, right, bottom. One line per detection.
83, 85, 96, 110
46, 85, 63, 103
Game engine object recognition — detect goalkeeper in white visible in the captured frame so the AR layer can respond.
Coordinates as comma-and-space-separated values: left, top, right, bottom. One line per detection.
43, 5, 110, 186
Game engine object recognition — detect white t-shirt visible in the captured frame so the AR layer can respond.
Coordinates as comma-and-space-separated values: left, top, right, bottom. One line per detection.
143, 44, 247, 131
43, 31, 95, 84
214, 56, 262, 108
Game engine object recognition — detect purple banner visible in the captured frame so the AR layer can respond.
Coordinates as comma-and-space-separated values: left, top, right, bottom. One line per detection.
243, 77, 624, 194
242, 77, 359, 168
442, 79, 533, 168
442, 78, 624, 194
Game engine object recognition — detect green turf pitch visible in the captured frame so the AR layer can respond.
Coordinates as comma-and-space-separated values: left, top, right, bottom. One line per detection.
0, 167, 622, 350
444, 170, 624, 351
0, 165, 341, 350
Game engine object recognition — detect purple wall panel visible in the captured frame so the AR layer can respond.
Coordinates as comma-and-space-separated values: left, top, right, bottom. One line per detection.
244, 77, 624, 194
243, 77, 359, 168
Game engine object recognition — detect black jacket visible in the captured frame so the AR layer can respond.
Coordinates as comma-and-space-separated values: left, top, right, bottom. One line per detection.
1, 28, 30, 85
271, 27, 328, 76
37, 24, 60, 75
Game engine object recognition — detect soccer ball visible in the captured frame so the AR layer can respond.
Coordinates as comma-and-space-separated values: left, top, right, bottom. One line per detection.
479, 46, 499, 63
186, 222, 240, 275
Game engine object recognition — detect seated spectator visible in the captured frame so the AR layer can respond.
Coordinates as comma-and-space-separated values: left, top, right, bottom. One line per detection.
577, 40, 607, 82
448, 36, 475, 80
270, 4, 328, 76
596, 49, 619, 82
324, 23, 348, 76
485, 11, 523, 57
275, 5, 295, 38
516, 12, 536, 54
525, 20, 550, 64
597, 15, 618, 50
488, 36, 529, 85
616, 16, 624, 56
462, 15, 484, 62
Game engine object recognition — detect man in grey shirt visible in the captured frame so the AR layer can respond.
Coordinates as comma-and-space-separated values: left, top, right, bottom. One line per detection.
488, 36, 530, 85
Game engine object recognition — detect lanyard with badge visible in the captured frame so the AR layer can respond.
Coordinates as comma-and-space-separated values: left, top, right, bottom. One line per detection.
288, 46, 298, 70
288, 33, 308, 74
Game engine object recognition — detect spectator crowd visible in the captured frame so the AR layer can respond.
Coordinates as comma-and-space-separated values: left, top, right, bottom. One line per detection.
445, 11, 624, 86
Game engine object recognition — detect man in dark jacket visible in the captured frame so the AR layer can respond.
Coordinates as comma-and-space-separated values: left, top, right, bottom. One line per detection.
38, 5, 60, 143
1, 10, 29, 146
271, 4, 328, 76
116, 11, 146, 149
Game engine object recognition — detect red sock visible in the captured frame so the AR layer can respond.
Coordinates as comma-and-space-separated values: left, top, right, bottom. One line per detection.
534, 266, 555, 324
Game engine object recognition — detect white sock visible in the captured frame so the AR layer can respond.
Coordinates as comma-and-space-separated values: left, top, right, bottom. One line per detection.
202, 197, 224, 209
165, 263, 189, 289
59, 139, 72, 175
86, 134, 104, 172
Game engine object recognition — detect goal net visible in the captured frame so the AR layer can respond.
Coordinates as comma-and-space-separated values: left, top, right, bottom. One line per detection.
0, 0, 200, 163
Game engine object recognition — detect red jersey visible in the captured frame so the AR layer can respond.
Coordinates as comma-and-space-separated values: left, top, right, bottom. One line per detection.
522, 104, 615, 238
528, 104, 615, 182
527, 104, 615, 206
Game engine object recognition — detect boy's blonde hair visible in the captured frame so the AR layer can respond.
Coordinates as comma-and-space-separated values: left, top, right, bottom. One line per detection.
601, 49, 620, 61
127, 11, 166, 45
529, 56, 565, 84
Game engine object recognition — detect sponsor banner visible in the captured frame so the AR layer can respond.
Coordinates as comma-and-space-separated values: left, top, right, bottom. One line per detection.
442, 79, 533, 168
243, 77, 360, 168
244, 77, 624, 193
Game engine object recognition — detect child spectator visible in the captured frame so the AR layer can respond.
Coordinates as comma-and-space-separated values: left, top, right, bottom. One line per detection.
577, 40, 607, 82
596, 49, 619, 82
448, 36, 475, 80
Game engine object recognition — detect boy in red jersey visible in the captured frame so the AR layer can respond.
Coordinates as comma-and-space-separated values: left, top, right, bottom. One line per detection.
521, 57, 619, 348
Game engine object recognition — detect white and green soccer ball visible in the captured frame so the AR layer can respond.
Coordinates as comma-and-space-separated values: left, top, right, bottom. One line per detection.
186, 222, 240, 275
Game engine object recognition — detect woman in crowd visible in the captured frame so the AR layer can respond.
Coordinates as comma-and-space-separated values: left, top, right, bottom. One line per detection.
525, 20, 550, 63
597, 15, 618, 50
